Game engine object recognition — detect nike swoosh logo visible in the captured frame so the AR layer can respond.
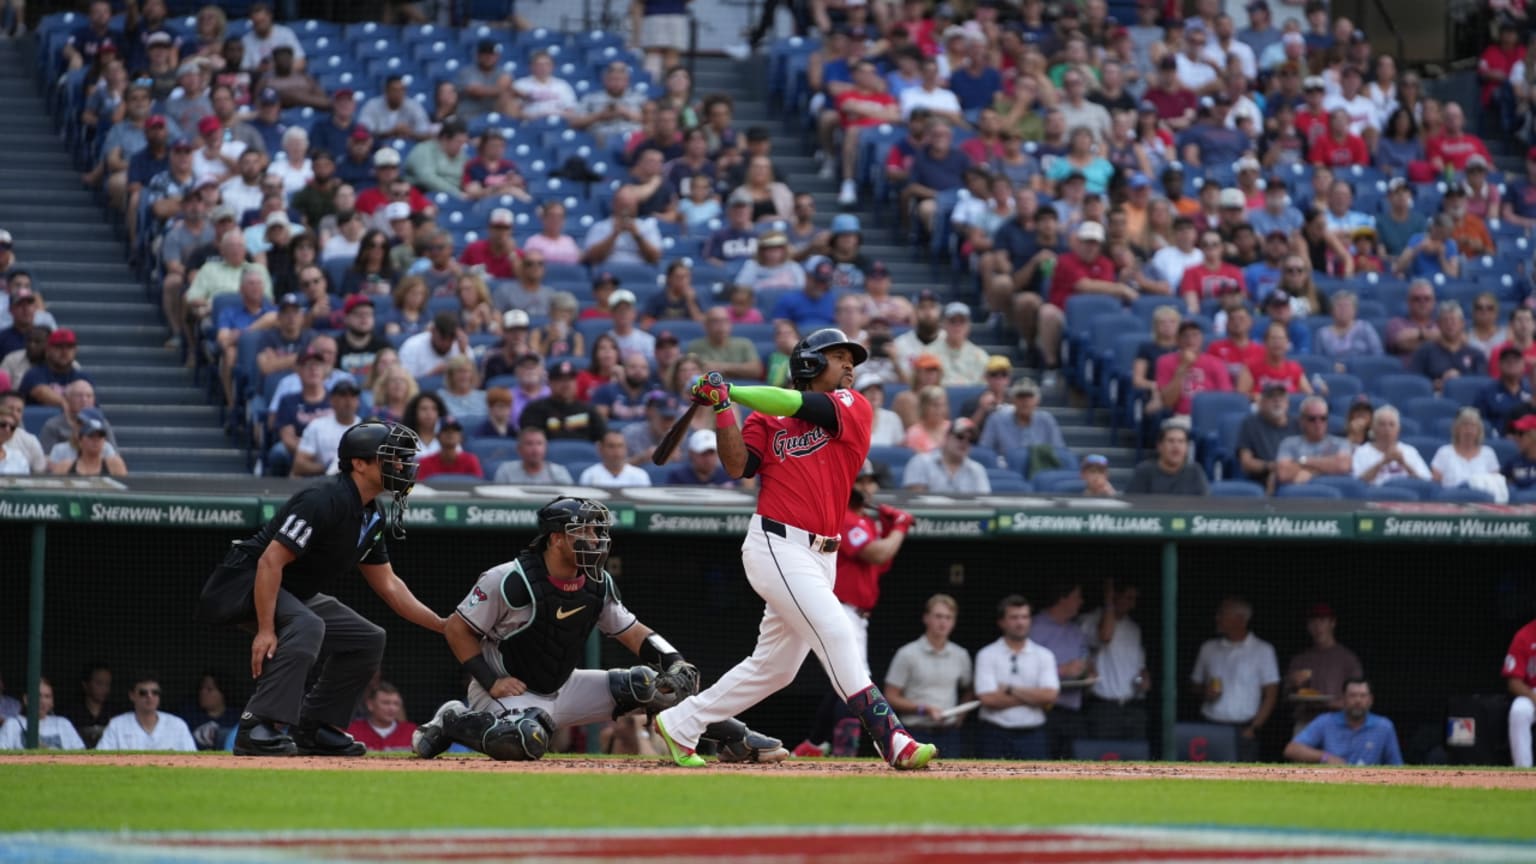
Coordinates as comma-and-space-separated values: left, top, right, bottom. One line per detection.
555, 606, 586, 620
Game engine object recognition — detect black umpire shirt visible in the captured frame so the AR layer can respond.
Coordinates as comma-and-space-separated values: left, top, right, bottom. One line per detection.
232, 472, 390, 601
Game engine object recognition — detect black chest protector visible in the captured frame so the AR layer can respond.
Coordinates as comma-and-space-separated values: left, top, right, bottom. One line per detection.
497, 550, 608, 696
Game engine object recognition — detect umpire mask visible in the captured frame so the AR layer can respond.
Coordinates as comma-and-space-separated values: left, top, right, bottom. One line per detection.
377, 423, 422, 539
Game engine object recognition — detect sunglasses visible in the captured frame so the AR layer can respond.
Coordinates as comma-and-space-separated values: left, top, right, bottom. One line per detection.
1410, 295, 1433, 302
0, 421, 15, 431
1475, 304, 1496, 311
951, 432, 975, 443
136, 688, 161, 696
1302, 413, 1328, 422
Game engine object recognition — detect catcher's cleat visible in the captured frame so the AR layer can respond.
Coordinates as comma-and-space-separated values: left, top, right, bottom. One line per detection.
655, 716, 705, 768
715, 727, 790, 763
412, 700, 467, 760
293, 722, 367, 757
233, 713, 296, 757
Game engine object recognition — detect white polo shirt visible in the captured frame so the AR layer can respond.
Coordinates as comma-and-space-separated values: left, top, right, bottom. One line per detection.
96, 711, 198, 751
1080, 608, 1146, 703
975, 637, 1059, 730
1190, 632, 1280, 724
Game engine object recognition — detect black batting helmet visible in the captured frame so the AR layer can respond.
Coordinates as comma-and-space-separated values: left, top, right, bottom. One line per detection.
338, 420, 420, 493
789, 328, 868, 387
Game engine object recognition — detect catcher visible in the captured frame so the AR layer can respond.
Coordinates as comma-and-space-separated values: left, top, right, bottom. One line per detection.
413, 496, 787, 763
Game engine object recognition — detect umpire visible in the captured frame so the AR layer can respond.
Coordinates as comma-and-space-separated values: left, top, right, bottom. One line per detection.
198, 420, 447, 757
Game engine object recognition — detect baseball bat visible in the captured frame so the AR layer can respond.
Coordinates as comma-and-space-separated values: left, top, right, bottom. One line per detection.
652, 372, 725, 465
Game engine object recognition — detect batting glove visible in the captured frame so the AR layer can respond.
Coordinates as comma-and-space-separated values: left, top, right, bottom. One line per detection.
690, 374, 732, 412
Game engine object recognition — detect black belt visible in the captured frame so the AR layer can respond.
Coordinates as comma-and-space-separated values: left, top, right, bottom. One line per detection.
761, 516, 840, 554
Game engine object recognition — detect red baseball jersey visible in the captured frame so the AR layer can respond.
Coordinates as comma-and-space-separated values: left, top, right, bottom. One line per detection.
834, 508, 891, 611
1503, 619, 1536, 689
743, 388, 872, 539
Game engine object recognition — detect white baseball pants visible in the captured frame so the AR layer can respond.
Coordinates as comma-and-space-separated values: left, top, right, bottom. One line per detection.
658, 515, 873, 748
842, 603, 871, 677
1512, 696, 1534, 767
468, 669, 616, 729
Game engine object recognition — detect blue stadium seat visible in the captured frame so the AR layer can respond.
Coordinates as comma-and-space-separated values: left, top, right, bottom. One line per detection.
1433, 485, 1496, 503
1361, 484, 1421, 501
1307, 475, 1367, 499
1317, 373, 1362, 401
986, 469, 1032, 492
1189, 391, 1251, 463
1443, 376, 1493, 407
867, 445, 915, 476
1384, 477, 1439, 499
1376, 373, 1435, 407
1344, 356, 1404, 391
1031, 469, 1083, 492
1275, 484, 1342, 499
22, 405, 60, 435
1403, 396, 1462, 431
1209, 480, 1264, 497
547, 439, 598, 465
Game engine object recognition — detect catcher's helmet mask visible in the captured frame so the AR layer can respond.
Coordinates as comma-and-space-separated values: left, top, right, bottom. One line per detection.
789, 327, 868, 389
537, 497, 614, 579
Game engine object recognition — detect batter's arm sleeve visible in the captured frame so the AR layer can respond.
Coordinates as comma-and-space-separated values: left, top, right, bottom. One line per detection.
731, 386, 841, 433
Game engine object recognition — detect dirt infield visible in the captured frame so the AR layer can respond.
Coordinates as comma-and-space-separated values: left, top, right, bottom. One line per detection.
6, 753, 1533, 789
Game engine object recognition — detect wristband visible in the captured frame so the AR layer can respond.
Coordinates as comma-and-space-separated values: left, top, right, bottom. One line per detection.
715, 407, 738, 430
462, 655, 499, 691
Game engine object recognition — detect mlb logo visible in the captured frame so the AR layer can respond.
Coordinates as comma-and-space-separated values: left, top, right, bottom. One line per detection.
1446, 716, 1476, 747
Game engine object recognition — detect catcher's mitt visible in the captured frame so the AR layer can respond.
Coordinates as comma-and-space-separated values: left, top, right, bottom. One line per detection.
655, 659, 700, 701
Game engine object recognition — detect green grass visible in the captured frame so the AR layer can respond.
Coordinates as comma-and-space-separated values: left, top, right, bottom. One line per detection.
1, 763, 1533, 841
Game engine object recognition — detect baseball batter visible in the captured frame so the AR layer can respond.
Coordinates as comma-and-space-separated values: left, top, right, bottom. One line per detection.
1504, 616, 1536, 767
654, 328, 938, 771
412, 497, 787, 763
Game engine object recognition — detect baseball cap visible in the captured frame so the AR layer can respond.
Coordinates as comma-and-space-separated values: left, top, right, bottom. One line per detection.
1219, 188, 1246, 209
440, 414, 464, 431
915, 288, 940, 305
9, 287, 34, 304
514, 352, 542, 368
943, 301, 970, 320
144, 114, 166, 130
1127, 172, 1152, 190
1306, 602, 1336, 620
1245, 0, 1270, 11
1443, 182, 1468, 198
1466, 154, 1489, 171
1264, 290, 1291, 307
1082, 453, 1109, 469
299, 345, 328, 363
1500, 345, 1526, 363
830, 213, 862, 234
1512, 414, 1536, 432
146, 31, 173, 47
329, 378, 361, 396
489, 207, 514, 227
170, 137, 195, 152
1261, 382, 1289, 397
608, 289, 636, 308
912, 354, 942, 371
334, 88, 356, 101
1009, 377, 1040, 397
810, 260, 835, 281
727, 189, 754, 207
278, 292, 304, 309
1137, 100, 1158, 114
1387, 176, 1413, 194
197, 115, 221, 136
592, 271, 618, 288
548, 360, 578, 380
78, 408, 108, 435
857, 459, 877, 478
950, 416, 979, 442
1158, 55, 1178, 71
759, 231, 788, 248
1235, 156, 1262, 174
1076, 221, 1106, 242
985, 355, 1011, 374
476, 38, 501, 54
257, 87, 280, 105
854, 372, 884, 391
384, 201, 411, 221
503, 309, 530, 329
265, 211, 292, 229
343, 294, 373, 314
1304, 75, 1326, 91
350, 126, 372, 142
688, 429, 719, 454
373, 147, 402, 168
210, 205, 236, 223
655, 330, 680, 347
645, 390, 681, 417
47, 328, 77, 347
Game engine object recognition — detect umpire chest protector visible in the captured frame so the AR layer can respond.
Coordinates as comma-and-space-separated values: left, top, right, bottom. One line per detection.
497, 551, 608, 696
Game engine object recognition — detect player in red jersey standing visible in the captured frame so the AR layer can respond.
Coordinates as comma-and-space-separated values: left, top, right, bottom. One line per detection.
653, 328, 938, 771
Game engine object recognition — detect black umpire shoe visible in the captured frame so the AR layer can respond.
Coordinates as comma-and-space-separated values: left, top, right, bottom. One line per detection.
233, 713, 297, 757
293, 722, 367, 757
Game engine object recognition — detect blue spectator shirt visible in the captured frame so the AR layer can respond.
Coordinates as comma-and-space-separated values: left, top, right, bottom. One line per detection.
1478, 382, 1533, 433
591, 382, 654, 423
704, 226, 758, 262
770, 289, 838, 330
248, 118, 287, 157
1376, 212, 1427, 258
1244, 262, 1284, 304
663, 463, 736, 486
67, 24, 121, 67
127, 148, 170, 190
1248, 206, 1304, 238
1177, 122, 1249, 169
949, 66, 1003, 112
1507, 179, 1536, 221
910, 148, 971, 194
19, 365, 91, 405
334, 155, 377, 191
1506, 452, 1536, 490
1402, 234, 1459, 278
217, 301, 276, 333
309, 119, 359, 162
1292, 711, 1403, 765
271, 393, 332, 435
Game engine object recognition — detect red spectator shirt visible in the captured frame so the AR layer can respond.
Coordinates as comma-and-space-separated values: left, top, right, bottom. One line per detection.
345, 719, 418, 752
1308, 132, 1369, 168
1048, 250, 1118, 309
833, 507, 891, 612
415, 450, 484, 481
1294, 108, 1331, 144
1178, 262, 1247, 303
836, 89, 898, 130
459, 240, 520, 280
1487, 339, 1536, 377
1426, 133, 1493, 172
1143, 86, 1197, 124
355, 186, 432, 217
1155, 351, 1234, 415
1247, 357, 1307, 392
1479, 44, 1526, 105
742, 387, 872, 538
885, 137, 921, 177
1206, 338, 1266, 372
960, 137, 1007, 165
1502, 618, 1536, 689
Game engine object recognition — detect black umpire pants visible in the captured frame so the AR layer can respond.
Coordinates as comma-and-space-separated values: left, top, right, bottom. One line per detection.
199, 564, 385, 729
